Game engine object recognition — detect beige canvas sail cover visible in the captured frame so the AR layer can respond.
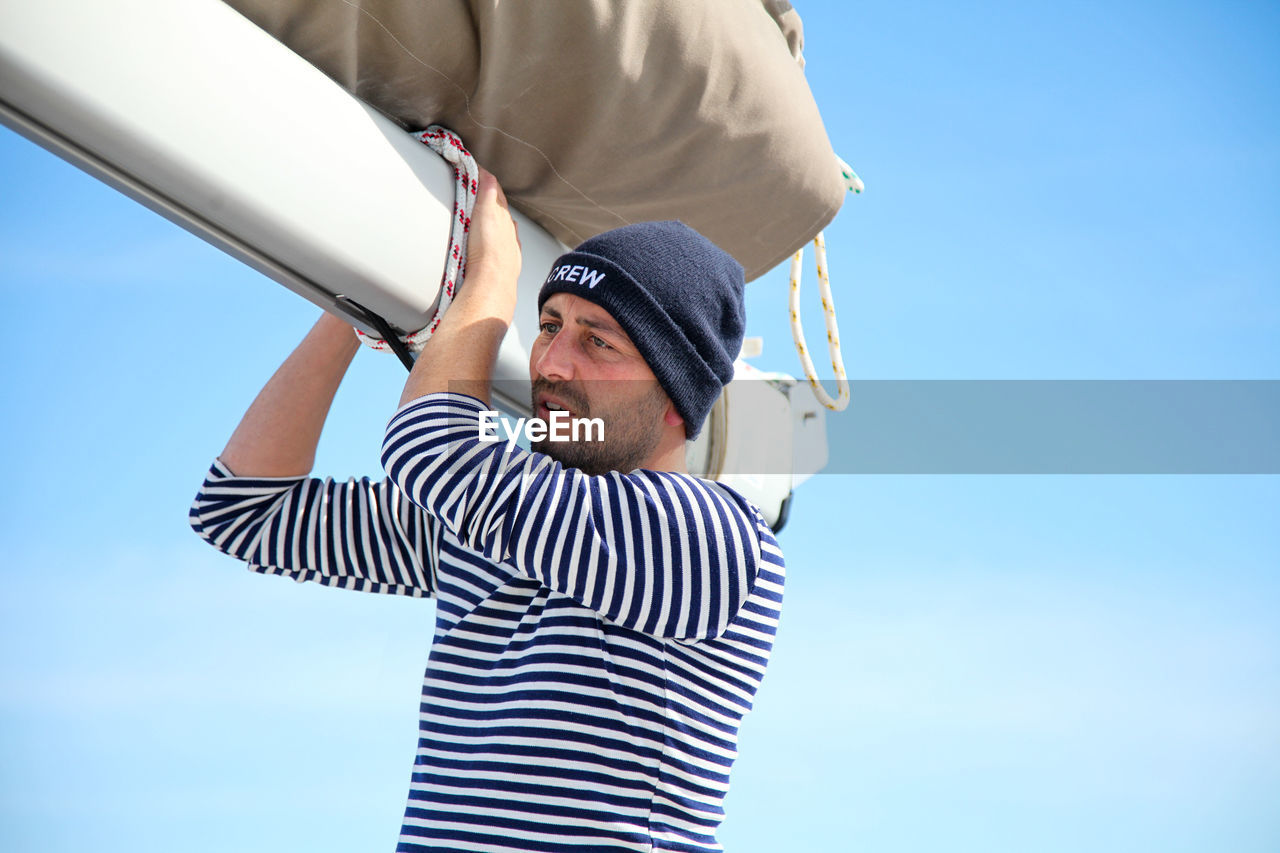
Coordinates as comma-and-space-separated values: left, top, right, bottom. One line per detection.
223, 0, 844, 281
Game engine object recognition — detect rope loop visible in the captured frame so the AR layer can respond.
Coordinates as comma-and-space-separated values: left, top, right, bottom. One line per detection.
789, 231, 850, 412
355, 125, 478, 353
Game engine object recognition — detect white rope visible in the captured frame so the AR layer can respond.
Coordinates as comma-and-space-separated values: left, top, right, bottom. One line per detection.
789, 231, 850, 411
356, 125, 478, 353
787, 155, 863, 412
838, 156, 865, 194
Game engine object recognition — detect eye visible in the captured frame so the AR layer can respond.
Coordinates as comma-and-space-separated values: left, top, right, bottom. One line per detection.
589, 335, 613, 350
539, 321, 559, 335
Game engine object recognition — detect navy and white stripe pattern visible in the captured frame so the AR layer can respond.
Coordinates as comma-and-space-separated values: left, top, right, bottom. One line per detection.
190, 392, 785, 852
190, 462, 437, 598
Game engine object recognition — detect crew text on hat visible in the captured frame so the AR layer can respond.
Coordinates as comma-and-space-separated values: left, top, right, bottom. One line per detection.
546, 263, 606, 289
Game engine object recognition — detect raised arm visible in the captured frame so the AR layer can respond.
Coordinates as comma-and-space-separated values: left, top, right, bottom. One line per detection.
397, 168, 521, 408
221, 310, 361, 477
381, 170, 761, 638
190, 311, 437, 597
382, 394, 762, 640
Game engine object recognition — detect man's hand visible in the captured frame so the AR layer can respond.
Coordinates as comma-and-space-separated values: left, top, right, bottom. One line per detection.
398, 167, 522, 407
466, 168, 522, 290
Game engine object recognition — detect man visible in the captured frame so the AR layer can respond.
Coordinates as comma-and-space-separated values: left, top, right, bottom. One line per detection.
190, 170, 785, 852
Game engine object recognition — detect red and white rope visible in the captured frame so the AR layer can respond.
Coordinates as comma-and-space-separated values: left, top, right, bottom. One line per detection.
356, 125, 478, 353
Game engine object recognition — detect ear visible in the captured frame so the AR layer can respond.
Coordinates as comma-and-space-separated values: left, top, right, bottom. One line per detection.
663, 404, 684, 428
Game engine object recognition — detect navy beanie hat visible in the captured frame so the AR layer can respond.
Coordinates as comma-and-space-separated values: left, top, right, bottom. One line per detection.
537, 221, 745, 440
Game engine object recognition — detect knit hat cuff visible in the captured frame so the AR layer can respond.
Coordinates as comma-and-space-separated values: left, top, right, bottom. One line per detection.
538, 250, 724, 438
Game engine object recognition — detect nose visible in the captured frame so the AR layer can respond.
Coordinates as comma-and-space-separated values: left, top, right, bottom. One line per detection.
532, 327, 575, 382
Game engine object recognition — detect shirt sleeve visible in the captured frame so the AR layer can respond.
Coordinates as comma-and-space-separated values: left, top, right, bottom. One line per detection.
188, 458, 437, 598
380, 392, 762, 639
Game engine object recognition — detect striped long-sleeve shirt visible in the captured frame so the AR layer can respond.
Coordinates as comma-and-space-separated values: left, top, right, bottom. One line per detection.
189, 392, 785, 852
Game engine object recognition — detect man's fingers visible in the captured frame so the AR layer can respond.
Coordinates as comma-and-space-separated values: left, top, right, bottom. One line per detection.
477, 167, 509, 210
466, 163, 522, 282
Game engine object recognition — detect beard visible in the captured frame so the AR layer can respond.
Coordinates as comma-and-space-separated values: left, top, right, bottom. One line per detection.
530, 377, 668, 476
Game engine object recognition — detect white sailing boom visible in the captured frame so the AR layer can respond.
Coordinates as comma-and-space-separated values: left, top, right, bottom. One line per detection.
0, 0, 826, 527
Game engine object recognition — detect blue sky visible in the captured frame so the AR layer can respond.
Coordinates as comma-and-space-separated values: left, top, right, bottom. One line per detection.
2, 1, 1278, 851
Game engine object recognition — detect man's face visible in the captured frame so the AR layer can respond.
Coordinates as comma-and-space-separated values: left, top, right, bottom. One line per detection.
528, 293, 671, 475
